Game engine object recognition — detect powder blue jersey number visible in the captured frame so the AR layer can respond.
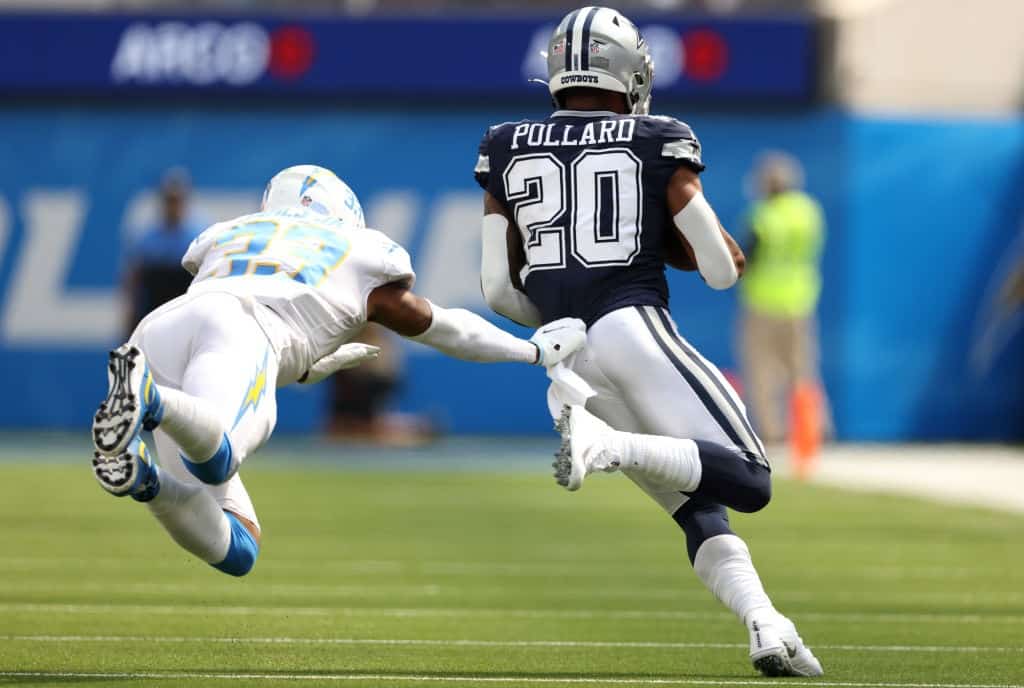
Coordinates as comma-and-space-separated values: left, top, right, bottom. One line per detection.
215, 215, 351, 286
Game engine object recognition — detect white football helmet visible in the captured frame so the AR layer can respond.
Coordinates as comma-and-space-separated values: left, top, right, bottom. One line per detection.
547, 6, 654, 115
261, 164, 365, 228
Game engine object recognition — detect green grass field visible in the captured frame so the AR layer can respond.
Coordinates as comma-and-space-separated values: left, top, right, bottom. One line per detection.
1, 439, 1022, 687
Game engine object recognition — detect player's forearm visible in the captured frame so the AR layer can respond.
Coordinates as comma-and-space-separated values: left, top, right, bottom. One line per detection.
673, 192, 739, 290
721, 227, 746, 277
407, 302, 538, 364
481, 214, 543, 327
481, 282, 543, 328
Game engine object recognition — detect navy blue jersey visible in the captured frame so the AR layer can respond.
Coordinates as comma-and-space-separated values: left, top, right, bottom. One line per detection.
475, 110, 704, 326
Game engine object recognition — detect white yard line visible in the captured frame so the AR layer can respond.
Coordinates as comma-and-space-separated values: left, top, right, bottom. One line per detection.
0, 580, 714, 602
3, 635, 1022, 654
2, 602, 1023, 624
0, 556, 1007, 582
0, 671, 1021, 688
5, 580, 1019, 605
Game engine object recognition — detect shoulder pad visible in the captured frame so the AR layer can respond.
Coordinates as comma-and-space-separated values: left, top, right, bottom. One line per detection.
474, 121, 524, 190
638, 115, 704, 171
643, 114, 697, 139
363, 229, 416, 289
180, 220, 227, 275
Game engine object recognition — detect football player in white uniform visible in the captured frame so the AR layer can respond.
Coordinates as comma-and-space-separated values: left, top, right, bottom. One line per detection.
475, 7, 822, 678
91, 164, 585, 578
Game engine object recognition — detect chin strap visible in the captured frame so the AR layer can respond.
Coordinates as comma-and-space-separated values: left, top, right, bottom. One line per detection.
528, 77, 560, 110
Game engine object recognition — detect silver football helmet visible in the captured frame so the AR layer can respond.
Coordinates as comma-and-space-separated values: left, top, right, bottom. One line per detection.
547, 6, 654, 115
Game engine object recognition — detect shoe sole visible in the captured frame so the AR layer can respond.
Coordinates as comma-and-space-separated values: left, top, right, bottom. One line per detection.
752, 651, 792, 677
753, 646, 822, 677
751, 617, 823, 677
92, 450, 139, 497
92, 344, 146, 457
552, 405, 584, 491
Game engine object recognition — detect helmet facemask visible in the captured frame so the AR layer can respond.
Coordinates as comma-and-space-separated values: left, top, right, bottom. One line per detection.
626, 52, 654, 115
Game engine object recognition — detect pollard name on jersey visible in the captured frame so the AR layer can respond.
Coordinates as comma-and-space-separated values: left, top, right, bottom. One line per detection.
509, 118, 637, 149
475, 110, 704, 326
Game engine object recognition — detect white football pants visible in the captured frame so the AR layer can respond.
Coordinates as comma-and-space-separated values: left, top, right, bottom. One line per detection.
567, 305, 767, 514
129, 291, 280, 527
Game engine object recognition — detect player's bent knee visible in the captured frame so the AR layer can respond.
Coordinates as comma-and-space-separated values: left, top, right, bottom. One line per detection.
733, 464, 772, 513
183, 433, 235, 485
211, 511, 260, 577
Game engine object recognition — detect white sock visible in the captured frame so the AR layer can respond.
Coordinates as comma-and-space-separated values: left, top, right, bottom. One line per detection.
693, 534, 776, 628
145, 466, 232, 564
156, 387, 226, 463
605, 431, 702, 492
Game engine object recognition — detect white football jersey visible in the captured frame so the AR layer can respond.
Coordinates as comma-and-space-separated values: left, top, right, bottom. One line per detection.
182, 207, 414, 382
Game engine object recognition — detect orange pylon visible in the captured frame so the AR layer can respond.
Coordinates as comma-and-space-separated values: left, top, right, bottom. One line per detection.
789, 381, 823, 480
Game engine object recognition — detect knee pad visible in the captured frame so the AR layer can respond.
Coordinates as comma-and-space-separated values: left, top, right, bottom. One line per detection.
692, 440, 772, 513
673, 498, 733, 564
182, 433, 234, 485
211, 511, 260, 577
738, 463, 772, 513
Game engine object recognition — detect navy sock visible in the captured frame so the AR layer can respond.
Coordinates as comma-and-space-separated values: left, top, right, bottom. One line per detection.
672, 497, 733, 564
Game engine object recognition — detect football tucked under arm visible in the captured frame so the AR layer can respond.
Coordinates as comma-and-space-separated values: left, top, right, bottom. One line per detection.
664, 228, 699, 272
666, 167, 744, 289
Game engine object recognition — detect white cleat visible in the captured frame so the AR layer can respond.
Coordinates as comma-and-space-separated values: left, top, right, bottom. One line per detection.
749, 614, 824, 677
552, 404, 620, 491
92, 344, 162, 458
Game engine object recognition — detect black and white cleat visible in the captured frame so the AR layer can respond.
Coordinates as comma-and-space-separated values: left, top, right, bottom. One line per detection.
91, 437, 159, 500
92, 344, 161, 458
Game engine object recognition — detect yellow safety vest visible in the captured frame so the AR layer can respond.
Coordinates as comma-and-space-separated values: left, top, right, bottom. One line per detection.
740, 190, 824, 318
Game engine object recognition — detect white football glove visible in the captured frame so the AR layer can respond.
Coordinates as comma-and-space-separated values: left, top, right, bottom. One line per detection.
299, 343, 381, 384
529, 318, 587, 367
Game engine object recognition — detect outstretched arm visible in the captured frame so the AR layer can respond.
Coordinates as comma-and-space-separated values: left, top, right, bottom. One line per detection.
666, 167, 745, 289
366, 282, 583, 366
480, 191, 543, 327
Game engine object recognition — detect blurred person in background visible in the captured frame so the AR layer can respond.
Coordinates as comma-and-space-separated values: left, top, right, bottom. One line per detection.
738, 151, 828, 464
329, 324, 435, 445
121, 168, 205, 336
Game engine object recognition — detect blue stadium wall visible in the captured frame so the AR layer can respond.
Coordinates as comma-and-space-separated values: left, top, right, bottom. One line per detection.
0, 104, 1020, 440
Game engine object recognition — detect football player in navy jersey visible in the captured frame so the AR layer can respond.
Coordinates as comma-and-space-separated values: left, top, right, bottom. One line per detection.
474, 7, 823, 678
